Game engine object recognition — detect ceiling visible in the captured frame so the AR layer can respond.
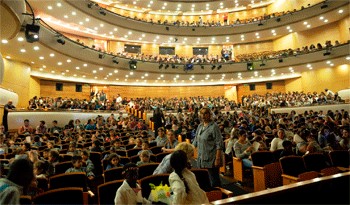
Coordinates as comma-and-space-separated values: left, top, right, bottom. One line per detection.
0, 0, 349, 86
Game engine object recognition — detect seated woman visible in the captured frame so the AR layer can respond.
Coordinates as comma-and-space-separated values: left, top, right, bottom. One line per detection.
233, 130, 253, 169
169, 150, 209, 204
153, 142, 197, 174
114, 163, 151, 204
106, 153, 123, 170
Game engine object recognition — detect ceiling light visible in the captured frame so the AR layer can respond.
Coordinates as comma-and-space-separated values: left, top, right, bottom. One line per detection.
84, 64, 88, 67
17, 37, 24, 41
39, 56, 44, 60
48, 6, 52, 10
338, 9, 343, 13
50, 53, 55, 57
67, 59, 71, 63
33, 46, 39, 50
1, 39, 8, 44
20, 49, 26, 53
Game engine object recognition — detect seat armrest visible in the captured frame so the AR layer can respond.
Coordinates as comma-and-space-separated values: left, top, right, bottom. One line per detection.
252, 165, 264, 170
281, 174, 299, 181
215, 187, 233, 198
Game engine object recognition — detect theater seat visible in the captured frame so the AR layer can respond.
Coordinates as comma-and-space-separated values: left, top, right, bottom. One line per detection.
32, 187, 86, 205
97, 180, 124, 205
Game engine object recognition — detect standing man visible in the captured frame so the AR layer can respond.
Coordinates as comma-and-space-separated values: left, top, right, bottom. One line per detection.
193, 107, 224, 187
2, 100, 15, 134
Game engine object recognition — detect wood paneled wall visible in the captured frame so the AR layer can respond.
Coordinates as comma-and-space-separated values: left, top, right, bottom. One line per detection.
91, 85, 226, 100
40, 80, 90, 99
236, 80, 286, 102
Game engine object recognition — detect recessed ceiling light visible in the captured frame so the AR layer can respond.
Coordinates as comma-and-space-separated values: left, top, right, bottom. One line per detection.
64, 15, 68, 18
72, 11, 76, 15
51, 71, 55, 73
84, 64, 88, 67
303, 22, 308, 25
33, 46, 39, 50
338, 9, 343, 14
83, 75, 86, 78
99, 67, 103, 70
39, 56, 44, 60
5, 56, 11, 59
20, 49, 26, 53
17, 37, 24, 41
114, 70, 118, 73
48, 6, 53, 10
50, 53, 55, 57
346, 56, 350, 60
57, 62, 62, 65
92, 70, 96, 73
39, 68, 43, 71
65, 70, 69, 72
56, 3, 62, 7
307, 25, 311, 28
324, 19, 328, 23
319, 16, 324, 20
85, 18, 89, 22
1, 39, 8, 44
67, 59, 71, 63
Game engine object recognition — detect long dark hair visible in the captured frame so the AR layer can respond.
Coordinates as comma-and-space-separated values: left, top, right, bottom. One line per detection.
170, 150, 189, 193
7, 159, 34, 194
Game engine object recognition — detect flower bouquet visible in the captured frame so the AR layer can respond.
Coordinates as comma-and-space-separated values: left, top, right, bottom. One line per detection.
148, 182, 172, 205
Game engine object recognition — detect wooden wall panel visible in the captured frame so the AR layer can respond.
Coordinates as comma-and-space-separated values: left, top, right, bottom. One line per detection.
236, 81, 286, 102
40, 80, 90, 99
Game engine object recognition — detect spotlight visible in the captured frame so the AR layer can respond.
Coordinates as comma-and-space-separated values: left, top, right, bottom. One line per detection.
159, 64, 163, 69
99, 53, 105, 59
112, 59, 119, 64
278, 59, 283, 63
171, 64, 176, 69
276, 17, 281, 22
323, 51, 331, 56
192, 28, 195, 31
99, 9, 106, 16
165, 64, 169, 69
129, 59, 137, 70
211, 65, 216, 70
25, 24, 40, 43
184, 63, 194, 72
201, 65, 204, 69
57, 38, 65, 45
321, 4, 328, 9
247, 62, 254, 71
87, 2, 93, 8
217, 65, 222, 70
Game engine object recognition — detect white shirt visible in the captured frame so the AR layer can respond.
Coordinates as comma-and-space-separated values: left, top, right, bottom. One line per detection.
114, 180, 151, 205
169, 168, 209, 205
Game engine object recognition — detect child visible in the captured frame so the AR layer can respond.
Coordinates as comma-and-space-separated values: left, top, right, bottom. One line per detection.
106, 153, 123, 170
81, 150, 95, 180
34, 160, 48, 179
169, 150, 209, 204
138, 141, 153, 155
133, 138, 143, 149
65, 155, 95, 180
114, 163, 151, 204
110, 139, 126, 152
136, 150, 152, 166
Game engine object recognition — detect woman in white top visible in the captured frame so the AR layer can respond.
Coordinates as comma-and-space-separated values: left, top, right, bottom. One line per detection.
169, 150, 209, 205
270, 128, 286, 151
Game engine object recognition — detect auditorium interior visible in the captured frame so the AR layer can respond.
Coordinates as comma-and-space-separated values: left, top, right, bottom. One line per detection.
0, 0, 349, 204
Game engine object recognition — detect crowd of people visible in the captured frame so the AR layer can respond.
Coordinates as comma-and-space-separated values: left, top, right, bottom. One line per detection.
0, 87, 349, 203
108, 2, 312, 28
24, 88, 344, 119
74, 36, 343, 66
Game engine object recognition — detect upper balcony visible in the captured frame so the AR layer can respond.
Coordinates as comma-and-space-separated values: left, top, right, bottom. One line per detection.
29, 0, 349, 45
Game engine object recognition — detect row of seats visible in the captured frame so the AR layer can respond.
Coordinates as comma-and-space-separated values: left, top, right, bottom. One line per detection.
233, 150, 350, 192
20, 168, 233, 205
